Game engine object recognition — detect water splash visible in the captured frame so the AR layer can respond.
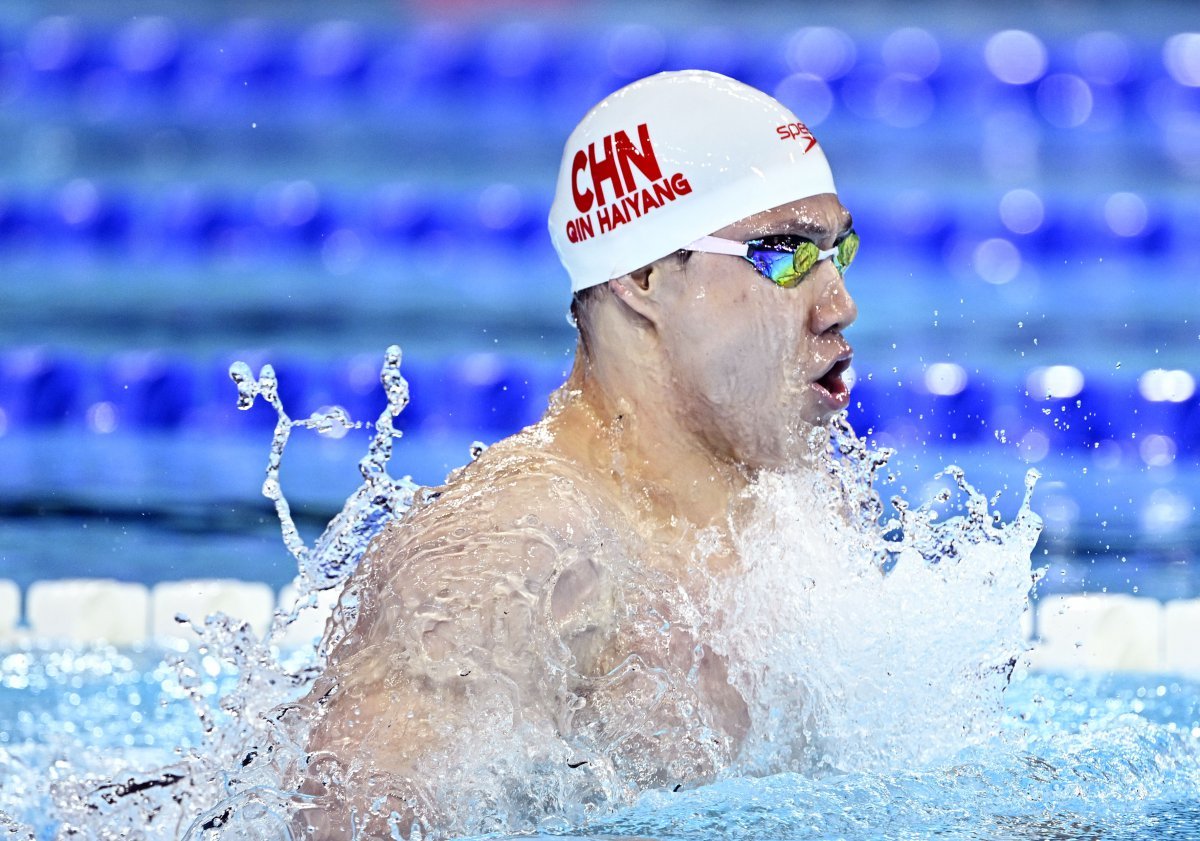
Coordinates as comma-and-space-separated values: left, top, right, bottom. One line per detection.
228, 343, 419, 597
0, 348, 1051, 840
716, 416, 1043, 779
253, 403, 1042, 836
580, 669, 1200, 841
4, 655, 1197, 840
19, 347, 422, 840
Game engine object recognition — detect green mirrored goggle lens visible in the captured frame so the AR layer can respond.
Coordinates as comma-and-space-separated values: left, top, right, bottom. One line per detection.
746, 241, 816, 288
835, 230, 860, 273
746, 231, 859, 289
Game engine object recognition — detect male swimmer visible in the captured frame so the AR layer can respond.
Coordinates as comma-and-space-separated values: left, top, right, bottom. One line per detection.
292, 70, 858, 838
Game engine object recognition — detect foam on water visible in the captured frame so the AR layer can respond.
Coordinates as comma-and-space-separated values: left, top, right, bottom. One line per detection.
0, 348, 422, 839
717, 427, 1041, 779
0, 346, 1066, 839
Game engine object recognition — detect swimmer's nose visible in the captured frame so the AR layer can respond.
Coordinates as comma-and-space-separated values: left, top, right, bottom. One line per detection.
810, 267, 857, 336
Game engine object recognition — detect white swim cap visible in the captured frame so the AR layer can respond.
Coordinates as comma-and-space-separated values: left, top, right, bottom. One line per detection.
549, 69, 838, 293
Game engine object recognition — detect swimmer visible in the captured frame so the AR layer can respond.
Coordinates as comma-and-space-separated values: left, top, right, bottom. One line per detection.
291, 70, 858, 838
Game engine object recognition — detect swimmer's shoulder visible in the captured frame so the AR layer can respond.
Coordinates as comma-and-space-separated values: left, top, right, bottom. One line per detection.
367, 420, 617, 575
436, 420, 611, 516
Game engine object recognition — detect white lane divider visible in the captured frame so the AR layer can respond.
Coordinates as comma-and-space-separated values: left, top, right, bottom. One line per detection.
1030, 593, 1165, 672
26, 579, 151, 645
1, 580, 1198, 678
151, 579, 275, 643
1164, 599, 1200, 675
274, 584, 343, 650
0, 580, 20, 642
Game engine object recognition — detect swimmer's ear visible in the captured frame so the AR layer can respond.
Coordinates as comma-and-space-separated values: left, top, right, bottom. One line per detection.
608, 263, 667, 325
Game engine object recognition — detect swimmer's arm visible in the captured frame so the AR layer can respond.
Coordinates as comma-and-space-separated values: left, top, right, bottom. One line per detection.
300, 500, 564, 835
298, 675, 454, 836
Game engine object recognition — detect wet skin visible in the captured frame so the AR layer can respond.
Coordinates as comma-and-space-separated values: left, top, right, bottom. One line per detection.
294, 193, 859, 837
642, 192, 858, 470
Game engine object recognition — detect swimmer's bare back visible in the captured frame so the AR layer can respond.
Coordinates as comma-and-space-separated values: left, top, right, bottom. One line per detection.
291, 414, 749, 837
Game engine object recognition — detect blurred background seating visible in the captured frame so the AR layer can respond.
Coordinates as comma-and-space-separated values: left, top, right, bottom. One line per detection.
0, 1, 1196, 597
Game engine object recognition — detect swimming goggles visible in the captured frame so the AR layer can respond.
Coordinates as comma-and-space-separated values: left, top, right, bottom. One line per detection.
682, 230, 859, 288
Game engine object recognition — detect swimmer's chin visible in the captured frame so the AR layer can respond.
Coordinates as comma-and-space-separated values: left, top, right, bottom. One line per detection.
739, 428, 833, 475
795, 401, 842, 433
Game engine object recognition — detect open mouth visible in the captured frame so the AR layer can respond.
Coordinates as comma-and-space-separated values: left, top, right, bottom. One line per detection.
813, 356, 853, 405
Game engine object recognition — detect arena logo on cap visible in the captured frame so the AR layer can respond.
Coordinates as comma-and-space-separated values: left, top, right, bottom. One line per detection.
565, 123, 692, 244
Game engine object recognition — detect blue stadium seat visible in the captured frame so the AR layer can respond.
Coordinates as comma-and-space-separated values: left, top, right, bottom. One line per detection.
155, 187, 250, 251
846, 375, 884, 437
294, 20, 372, 88
1091, 201, 1169, 258
431, 354, 550, 436
100, 351, 195, 430
368, 184, 436, 246
0, 193, 43, 248
24, 16, 96, 88
478, 22, 558, 92
1168, 201, 1200, 261
366, 23, 482, 102
329, 353, 388, 429
593, 25, 669, 92
528, 29, 614, 113
850, 370, 990, 446
1106, 381, 1200, 461
1003, 197, 1104, 260
847, 373, 920, 443
207, 19, 295, 90
876, 191, 956, 259
1015, 379, 1117, 450
921, 39, 984, 108
723, 32, 789, 95
845, 202, 893, 255
1070, 31, 1138, 88
176, 19, 300, 119
874, 27, 945, 81
831, 63, 887, 124
665, 28, 749, 80
1014, 197, 1069, 259
917, 380, 992, 444
472, 184, 542, 249
0, 347, 84, 427
50, 183, 131, 247
253, 181, 339, 249
1127, 32, 1177, 86
420, 193, 474, 245
108, 16, 183, 89
1006, 196, 1158, 262
1183, 398, 1200, 460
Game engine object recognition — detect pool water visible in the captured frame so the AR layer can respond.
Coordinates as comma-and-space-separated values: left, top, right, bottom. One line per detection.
0, 645, 1197, 839
0, 352, 1194, 839
0, 5, 1197, 837
577, 671, 1200, 840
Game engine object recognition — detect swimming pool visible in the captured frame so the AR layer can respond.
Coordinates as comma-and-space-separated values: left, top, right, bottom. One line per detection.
1, 632, 1198, 837
2, 5, 1198, 838
0, 353, 1195, 838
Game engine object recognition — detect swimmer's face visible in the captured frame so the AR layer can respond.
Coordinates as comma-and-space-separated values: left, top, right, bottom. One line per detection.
653, 193, 857, 469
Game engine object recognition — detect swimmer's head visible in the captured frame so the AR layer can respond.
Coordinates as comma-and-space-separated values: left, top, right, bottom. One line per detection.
551, 72, 856, 468
548, 70, 838, 293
